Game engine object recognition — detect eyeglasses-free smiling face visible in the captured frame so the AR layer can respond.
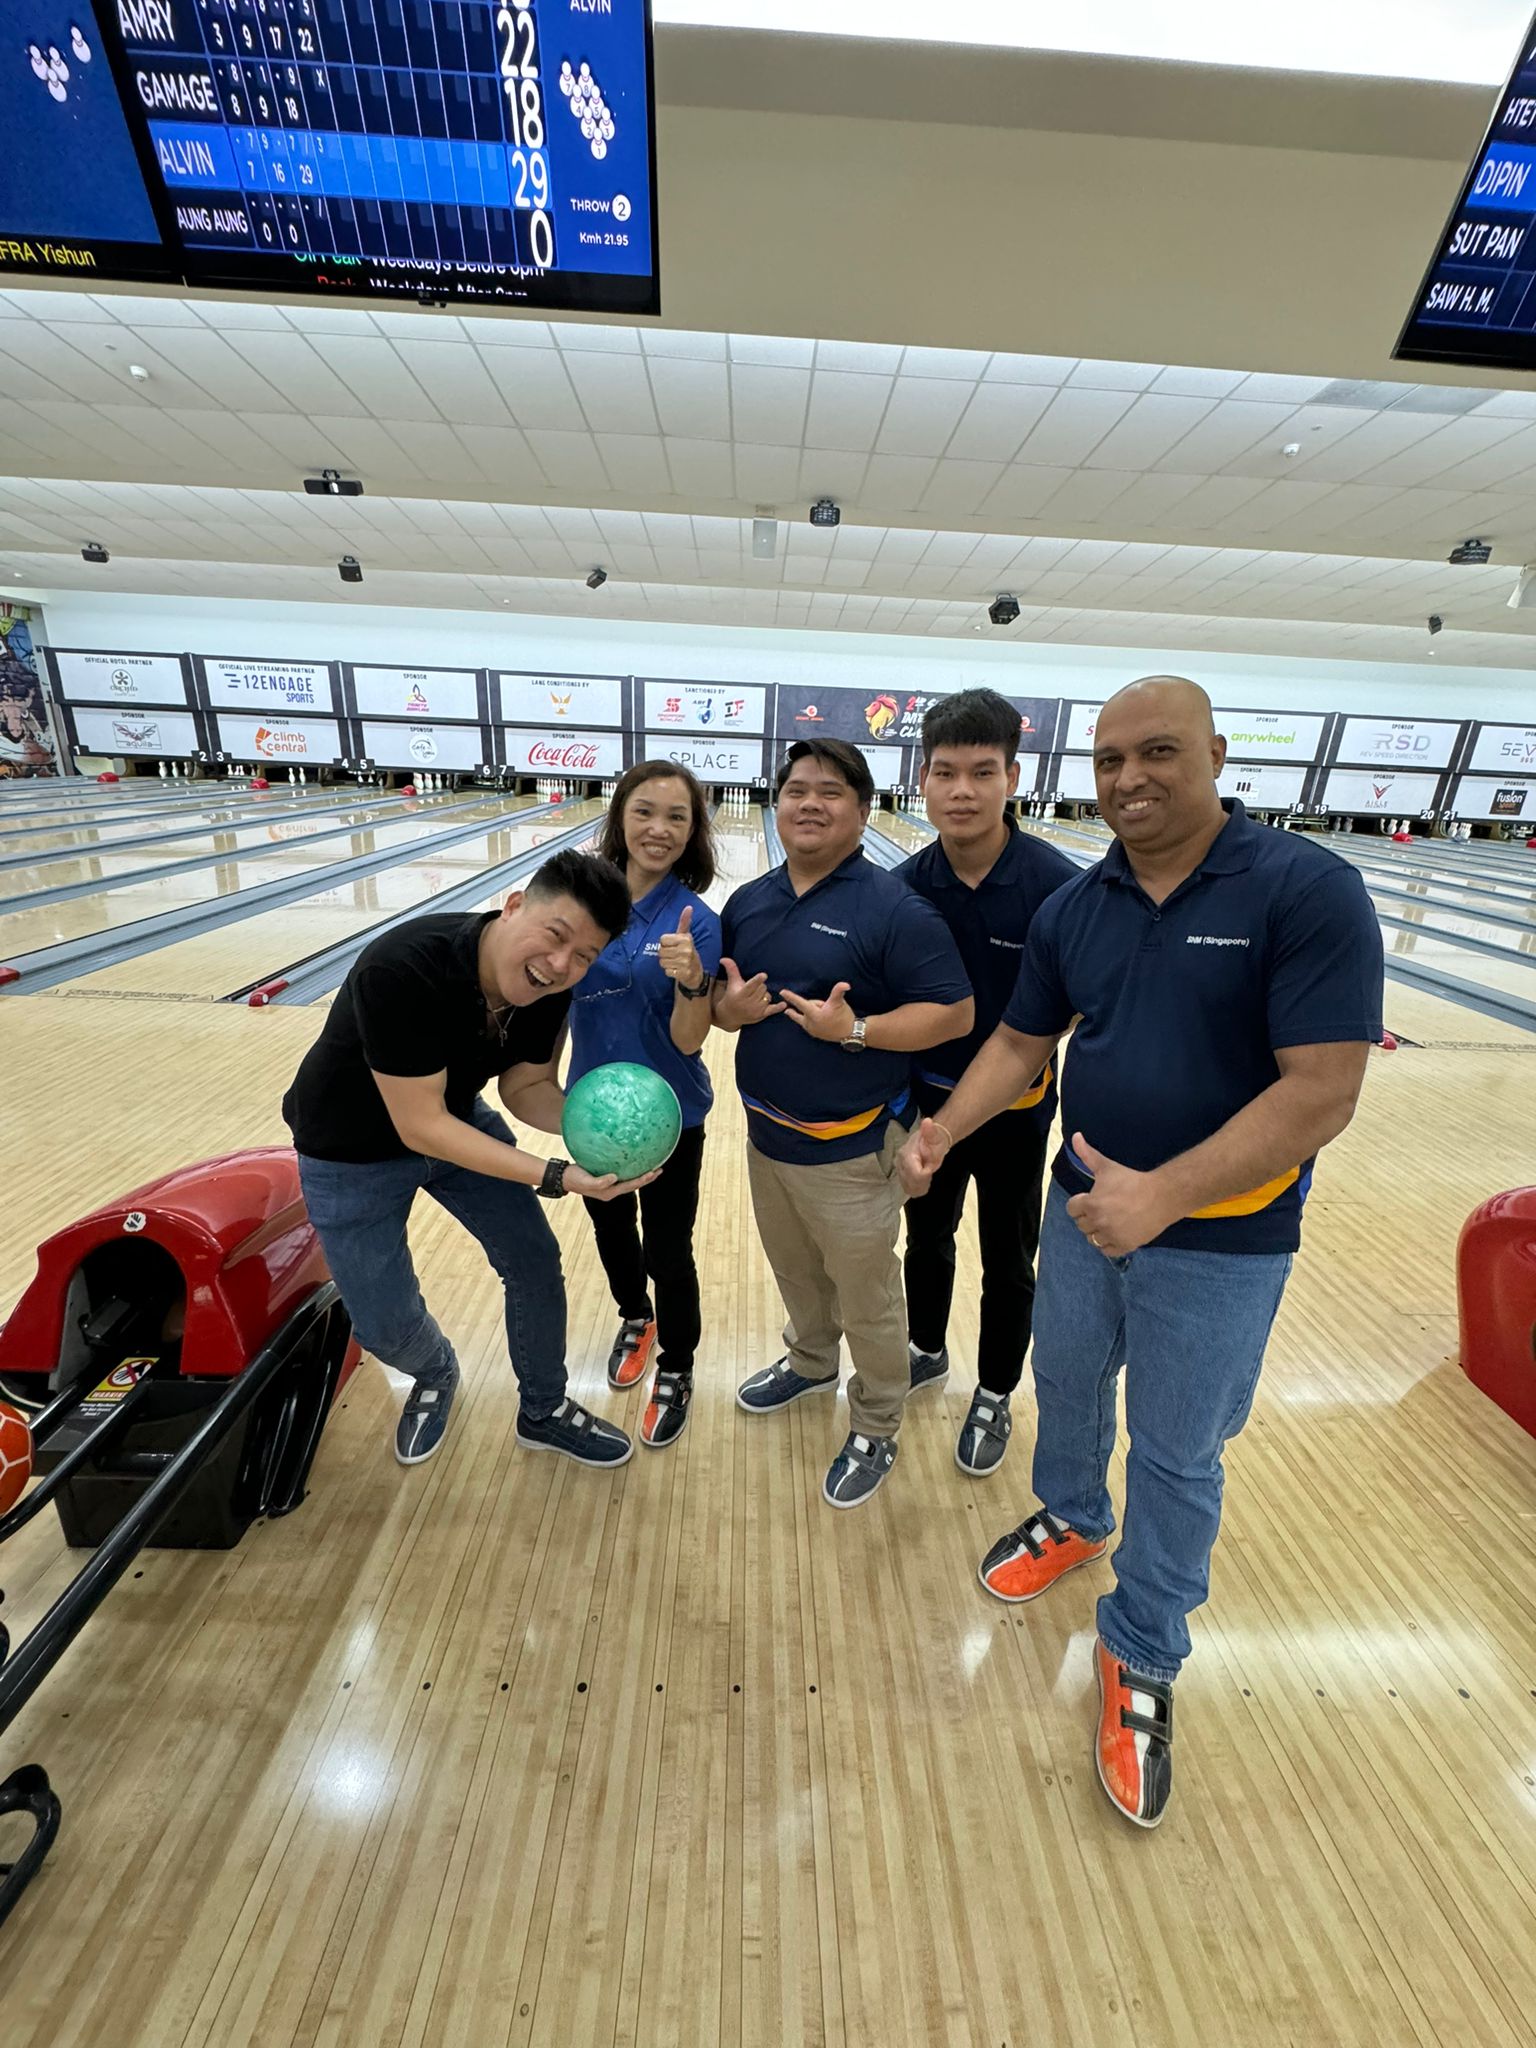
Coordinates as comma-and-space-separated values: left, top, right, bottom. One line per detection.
1092, 677, 1227, 858
776, 758, 868, 865
482, 889, 611, 1007
621, 773, 693, 887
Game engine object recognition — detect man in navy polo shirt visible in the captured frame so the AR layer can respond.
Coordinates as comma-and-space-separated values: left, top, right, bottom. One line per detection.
714, 738, 973, 1509
899, 689, 1078, 1475
899, 677, 1382, 1828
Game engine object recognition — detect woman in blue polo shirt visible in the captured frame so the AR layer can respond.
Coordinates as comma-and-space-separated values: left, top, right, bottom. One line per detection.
570, 761, 721, 1447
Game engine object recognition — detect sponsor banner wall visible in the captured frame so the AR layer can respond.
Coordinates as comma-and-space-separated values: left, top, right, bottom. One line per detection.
360, 721, 485, 771
1054, 753, 1099, 800
1335, 716, 1462, 769
642, 733, 766, 782
217, 713, 344, 763
1218, 761, 1308, 808
502, 728, 625, 777
352, 664, 479, 722
1450, 776, 1536, 821
50, 649, 188, 707
497, 671, 624, 728
857, 745, 906, 792
775, 681, 1053, 751
1321, 767, 1442, 814
1064, 703, 1326, 761
1469, 723, 1536, 775
641, 680, 768, 736
73, 707, 201, 757
202, 657, 334, 714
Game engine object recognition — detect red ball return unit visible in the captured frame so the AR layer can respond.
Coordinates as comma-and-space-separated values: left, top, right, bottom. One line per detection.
0, 1150, 358, 1928
1457, 1186, 1536, 1441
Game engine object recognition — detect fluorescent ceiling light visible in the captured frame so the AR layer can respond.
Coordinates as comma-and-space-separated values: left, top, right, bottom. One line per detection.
655, 0, 1530, 87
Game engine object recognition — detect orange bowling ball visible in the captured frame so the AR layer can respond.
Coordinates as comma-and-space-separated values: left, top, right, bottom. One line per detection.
0, 1400, 33, 1516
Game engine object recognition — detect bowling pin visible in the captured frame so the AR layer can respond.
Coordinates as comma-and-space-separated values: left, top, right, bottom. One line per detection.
158, 759, 168, 778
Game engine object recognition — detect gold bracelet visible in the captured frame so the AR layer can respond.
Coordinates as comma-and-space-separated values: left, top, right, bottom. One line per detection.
930, 1120, 957, 1153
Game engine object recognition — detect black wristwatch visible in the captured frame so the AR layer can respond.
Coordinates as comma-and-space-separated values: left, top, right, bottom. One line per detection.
538, 1157, 570, 1200
678, 972, 712, 1000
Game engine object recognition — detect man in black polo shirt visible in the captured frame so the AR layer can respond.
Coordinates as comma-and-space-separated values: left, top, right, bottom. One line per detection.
899, 689, 1078, 1475
714, 738, 972, 1509
899, 677, 1383, 1828
284, 849, 653, 1469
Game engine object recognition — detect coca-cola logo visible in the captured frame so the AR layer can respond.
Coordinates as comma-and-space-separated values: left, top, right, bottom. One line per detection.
528, 740, 599, 770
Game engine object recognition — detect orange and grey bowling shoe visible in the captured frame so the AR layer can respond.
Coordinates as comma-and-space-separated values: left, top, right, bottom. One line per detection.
977, 1507, 1109, 1603
1093, 1638, 1174, 1829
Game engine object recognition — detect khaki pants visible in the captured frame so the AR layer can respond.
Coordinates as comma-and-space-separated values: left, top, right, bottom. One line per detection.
745, 1121, 909, 1438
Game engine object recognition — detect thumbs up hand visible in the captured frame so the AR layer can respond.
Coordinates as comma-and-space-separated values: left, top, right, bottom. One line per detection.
1064, 1131, 1180, 1258
658, 903, 703, 986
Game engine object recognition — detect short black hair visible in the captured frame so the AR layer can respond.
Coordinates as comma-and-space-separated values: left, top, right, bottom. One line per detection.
921, 688, 1023, 767
774, 738, 874, 807
526, 848, 630, 942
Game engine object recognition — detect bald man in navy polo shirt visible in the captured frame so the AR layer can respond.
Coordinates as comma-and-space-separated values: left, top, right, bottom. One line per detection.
899, 677, 1383, 1829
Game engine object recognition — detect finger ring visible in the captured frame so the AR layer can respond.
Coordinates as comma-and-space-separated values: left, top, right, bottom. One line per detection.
1091, 1234, 1103, 1247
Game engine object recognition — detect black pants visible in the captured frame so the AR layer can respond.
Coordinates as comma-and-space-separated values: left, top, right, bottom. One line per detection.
583, 1122, 706, 1375
903, 1108, 1049, 1397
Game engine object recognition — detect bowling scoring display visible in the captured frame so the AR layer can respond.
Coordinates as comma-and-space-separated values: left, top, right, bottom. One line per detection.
1398, 6, 1536, 368
2, 0, 659, 311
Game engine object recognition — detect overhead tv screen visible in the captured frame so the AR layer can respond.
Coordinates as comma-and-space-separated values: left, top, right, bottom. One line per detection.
70, 0, 658, 313
0, 0, 178, 284
1396, 9, 1536, 370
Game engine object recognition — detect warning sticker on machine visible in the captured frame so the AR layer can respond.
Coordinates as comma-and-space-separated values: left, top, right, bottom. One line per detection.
79, 1357, 156, 1406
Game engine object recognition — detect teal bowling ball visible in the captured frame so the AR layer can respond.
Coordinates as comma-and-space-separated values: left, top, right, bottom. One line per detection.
562, 1063, 682, 1179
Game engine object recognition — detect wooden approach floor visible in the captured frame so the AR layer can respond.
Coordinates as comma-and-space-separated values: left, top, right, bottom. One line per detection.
0, 972, 1533, 2048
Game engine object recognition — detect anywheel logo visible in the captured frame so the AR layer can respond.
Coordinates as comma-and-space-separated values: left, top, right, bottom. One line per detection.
529, 740, 599, 770
253, 725, 308, 758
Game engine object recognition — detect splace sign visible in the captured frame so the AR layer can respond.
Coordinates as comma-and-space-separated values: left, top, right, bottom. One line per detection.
1336, 717, 1462, 770
203, 657, 333, 713
1064, 703, 1325, 761
217, 712, 343, 762
641, 681, 768, 736
776, 683, 1053, 751
1321, 767, 1442, 814
498, 671, 624, 728
644, 734, 765, 781
1469, 723, 1536, 774
1451, 775, 1536, 820
50, 649, 188, 707
352, 665, 478, 723
360, 721, 483, 770
502, 727, 623, 777
72, 706, 200, 756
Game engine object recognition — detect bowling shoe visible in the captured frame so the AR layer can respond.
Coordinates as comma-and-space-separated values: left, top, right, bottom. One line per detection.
1093, 1638, 1174, 1829
977, 1508, 1107, 1603
396, 1363, 460, 1465
516, 1397, 633, 1467
608, 1315, 656, 1390
955, 1388, 1012, 1476
822, 1430, 898, 1508
736, 1356, 838, 1413
907, 1342, 949, 1393
640, 1368, 691, 1448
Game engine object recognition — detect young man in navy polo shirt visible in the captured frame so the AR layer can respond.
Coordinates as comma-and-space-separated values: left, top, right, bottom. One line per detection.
714, 738, 973, 1508
899, 690, 1078, 1474
900, 678, 1383, 1827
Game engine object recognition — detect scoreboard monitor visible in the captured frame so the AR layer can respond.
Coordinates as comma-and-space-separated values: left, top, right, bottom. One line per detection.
108, 0, 659, 312
1397, 8, 1536, 369
0, 1, 178, 283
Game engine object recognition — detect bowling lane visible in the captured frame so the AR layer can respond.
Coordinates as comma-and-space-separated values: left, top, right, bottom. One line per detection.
0, 789, 490, 901
0, 794, 541, 966
0, 783, 378, 864
54, 798, 599, 998
0, 780, 242, 829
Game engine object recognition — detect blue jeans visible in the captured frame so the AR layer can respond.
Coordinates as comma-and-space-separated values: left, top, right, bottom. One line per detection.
1030, 1181, 1292, 1683
296, 1100, 567, 1422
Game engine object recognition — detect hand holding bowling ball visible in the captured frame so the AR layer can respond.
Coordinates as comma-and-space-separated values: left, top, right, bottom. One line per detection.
0, 1400, 34, 1516
658, 905, 703, 987
563, 1063, 682, 1186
